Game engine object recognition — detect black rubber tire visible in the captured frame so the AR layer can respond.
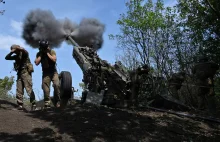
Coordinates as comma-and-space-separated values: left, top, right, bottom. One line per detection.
59, 71, 72, 99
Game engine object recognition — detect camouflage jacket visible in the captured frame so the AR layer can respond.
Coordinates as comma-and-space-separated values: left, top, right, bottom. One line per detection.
5, 50, 31, 75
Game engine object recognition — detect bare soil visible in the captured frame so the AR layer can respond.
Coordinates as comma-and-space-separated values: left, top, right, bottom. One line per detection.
0, 99, 220, 142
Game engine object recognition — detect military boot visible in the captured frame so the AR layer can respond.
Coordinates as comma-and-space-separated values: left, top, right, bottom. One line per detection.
18, 104, 23, 110
44, 101, 51, 110
56, 101, 60, 108
17, 101, 23, 110
31, 101, 37, 111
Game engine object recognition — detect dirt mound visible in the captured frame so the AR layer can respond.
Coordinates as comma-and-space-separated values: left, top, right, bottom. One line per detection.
0, 99, 220, 142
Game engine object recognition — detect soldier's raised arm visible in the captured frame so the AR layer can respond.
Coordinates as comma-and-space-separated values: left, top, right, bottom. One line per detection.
35, 52, 41, 66
47, 49, 56, 63
5, 49, 16, 60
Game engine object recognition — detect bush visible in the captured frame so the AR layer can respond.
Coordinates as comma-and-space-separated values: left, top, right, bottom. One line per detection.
0, 76, 15, 100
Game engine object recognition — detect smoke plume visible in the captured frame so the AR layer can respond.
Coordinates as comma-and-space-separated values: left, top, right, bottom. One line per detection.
70, 18, 105, 50
22, 9, 105, 50
22, 9, 66, 48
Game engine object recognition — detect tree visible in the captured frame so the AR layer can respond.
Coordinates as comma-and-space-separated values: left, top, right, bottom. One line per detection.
0, 76, 15, 99
177, 0, 220, 101
0, 0, 5, 15
109, 0, 204, 106
79, 82, 86, 90
111, 0, 195, 77
110, 0, 177, 103
110, 0, 187, 75
115, 49, 141, 71
177, 0, 220, 63
110, 0, 203, 75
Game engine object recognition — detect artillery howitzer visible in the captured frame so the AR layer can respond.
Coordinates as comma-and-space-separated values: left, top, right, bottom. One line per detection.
66, 35, 133, 107
39, 35, 191, 110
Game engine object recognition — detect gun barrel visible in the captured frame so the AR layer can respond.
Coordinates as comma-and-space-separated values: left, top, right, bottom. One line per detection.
66, 35, 79, 47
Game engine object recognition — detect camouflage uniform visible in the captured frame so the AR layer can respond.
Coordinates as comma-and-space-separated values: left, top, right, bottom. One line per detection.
168, 72, 185, 100
192, 56, 219, 110
5, 45, 36, 107
36, 49, 61, 107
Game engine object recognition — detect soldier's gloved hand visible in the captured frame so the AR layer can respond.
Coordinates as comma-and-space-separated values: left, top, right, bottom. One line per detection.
46, 47, 50, 53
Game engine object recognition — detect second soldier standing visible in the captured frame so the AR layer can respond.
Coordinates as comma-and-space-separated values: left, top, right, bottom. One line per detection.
34, 40, 61, 109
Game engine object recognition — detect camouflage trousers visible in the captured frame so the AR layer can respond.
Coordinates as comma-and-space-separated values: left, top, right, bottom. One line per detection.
197, 78, 216, 110
42, 72, 61, 105
16, 72, 36, 105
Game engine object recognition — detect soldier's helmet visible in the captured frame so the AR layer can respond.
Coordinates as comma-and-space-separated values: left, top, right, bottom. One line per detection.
39, 40, 49, 48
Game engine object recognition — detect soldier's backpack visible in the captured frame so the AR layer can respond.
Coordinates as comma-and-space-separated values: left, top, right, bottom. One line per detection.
13, 51, 34, 73
26, 58, 34, 73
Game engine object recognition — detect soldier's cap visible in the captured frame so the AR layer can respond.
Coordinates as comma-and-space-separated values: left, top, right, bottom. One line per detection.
10, 44, 20, 50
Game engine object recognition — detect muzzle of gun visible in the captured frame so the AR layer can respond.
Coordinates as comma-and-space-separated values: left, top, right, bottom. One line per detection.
65, 35, 80, 47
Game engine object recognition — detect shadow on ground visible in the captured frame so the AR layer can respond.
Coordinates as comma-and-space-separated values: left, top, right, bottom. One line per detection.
0, 99, 220, 142
0, 128, 59, 142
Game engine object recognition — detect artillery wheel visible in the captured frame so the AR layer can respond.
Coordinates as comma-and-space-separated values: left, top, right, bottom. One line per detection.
59, 71, 72, 108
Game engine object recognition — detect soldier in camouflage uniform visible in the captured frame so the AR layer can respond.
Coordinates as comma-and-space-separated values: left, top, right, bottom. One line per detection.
34, 40, 61, 108
168, 72, 186, 100
5, 44, 36, 110
192, 56, 219, 110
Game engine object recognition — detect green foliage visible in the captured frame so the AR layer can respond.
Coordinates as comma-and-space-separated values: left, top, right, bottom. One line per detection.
177, 0, 220, 63
110, 0, 216, 107
79, 82, 86, 90
0, 75, 38, 105
0, 76, 14, 90
177, 0, 220, 104
110, 0, 198, 76
0, 76, 15, 99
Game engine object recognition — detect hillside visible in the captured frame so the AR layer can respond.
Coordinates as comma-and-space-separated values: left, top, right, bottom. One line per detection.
0, 99, 220, 142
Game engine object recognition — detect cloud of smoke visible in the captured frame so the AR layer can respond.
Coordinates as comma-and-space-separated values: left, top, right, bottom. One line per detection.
70, 18, 105, 50
22, 9, 105, 50
22, 9, 66, 48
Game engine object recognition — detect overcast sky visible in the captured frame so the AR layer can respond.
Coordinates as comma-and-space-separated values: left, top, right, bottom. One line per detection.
0, 0, 177, 100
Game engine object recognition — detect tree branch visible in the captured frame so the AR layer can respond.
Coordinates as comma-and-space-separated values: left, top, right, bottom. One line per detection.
205, 0, 220, 19
0, 10, 5, 15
